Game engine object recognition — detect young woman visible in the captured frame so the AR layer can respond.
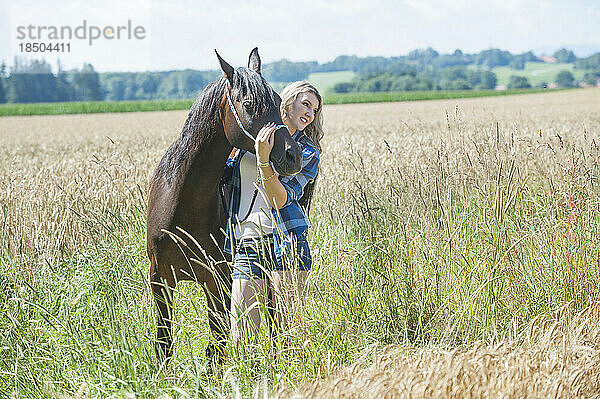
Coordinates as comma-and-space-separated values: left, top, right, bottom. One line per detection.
222, 81, 324, 342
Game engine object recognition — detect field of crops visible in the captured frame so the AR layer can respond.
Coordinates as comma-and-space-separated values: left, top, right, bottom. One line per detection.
1, 88, 600, 397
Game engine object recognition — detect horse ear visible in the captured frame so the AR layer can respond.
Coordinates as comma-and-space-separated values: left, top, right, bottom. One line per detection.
248, 47, 261, 75
215, 49, 234, 83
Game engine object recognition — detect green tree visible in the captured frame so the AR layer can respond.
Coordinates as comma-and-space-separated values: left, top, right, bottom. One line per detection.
407, 47, 439, 65
509, 51, 537, 70
55, 61, 76, 101
574, 53, 600, 69
433, 49, 471, 68
0, 79, 5, 103
478, 71, 497, 89
507, 75, 531, 89
583, 72, 598, 86
136, 73, 159, 99
318, 55, 360, 72
72, 63, 103, 101
510, 57, 526, 70
333, 82, 355, 93
357, 73, 395, 92
156, 71, 196, 99
411, 77, 433, 90
438, 79, 454, 90
452, 79, 472, 90
553, 48, 576, 63
555, 70, 575, 87
440, 66, 467, 82
179, 70, 209, 98
262, 59, 315, 82
103, 77, 127, 101
0, 63, 6, 103
390, 75, 417, 91
475, 49, 512, 68
7, 58, 57, 103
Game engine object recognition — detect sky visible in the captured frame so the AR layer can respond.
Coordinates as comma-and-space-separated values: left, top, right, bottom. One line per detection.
1, 0, 599, 73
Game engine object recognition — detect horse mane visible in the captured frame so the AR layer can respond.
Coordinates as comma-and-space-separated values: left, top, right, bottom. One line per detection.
153, 77, 227, 184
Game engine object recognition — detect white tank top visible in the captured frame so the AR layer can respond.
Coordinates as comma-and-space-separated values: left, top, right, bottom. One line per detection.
233, 151, 273, 239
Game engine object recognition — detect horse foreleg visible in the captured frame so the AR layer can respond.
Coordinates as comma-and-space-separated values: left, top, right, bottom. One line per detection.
152, 275, 175, 362
202, 269, 230, 366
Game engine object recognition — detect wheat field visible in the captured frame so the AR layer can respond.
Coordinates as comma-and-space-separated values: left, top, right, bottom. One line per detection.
1, 88, 600, 398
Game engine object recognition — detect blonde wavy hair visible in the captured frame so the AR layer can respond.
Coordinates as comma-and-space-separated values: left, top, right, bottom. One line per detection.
280, 81, 324, 152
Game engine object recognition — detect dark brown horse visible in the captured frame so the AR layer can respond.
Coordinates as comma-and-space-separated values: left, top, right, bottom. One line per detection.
146, 48, 302, 362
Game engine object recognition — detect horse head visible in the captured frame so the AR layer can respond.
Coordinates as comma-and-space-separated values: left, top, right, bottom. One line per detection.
216, 47, 302, 176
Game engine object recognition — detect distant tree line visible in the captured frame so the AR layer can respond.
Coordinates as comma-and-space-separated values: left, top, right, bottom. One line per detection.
332, 48, 600, 93
262, 60, 318, 83
100, 70, 219, 101
333, 67, 498, 92
0, 58, 103, 103
574, 53, 600, 85
508, 51, 538, 70
504, 70, 581, 89
0, 57, 219, 104
1, 48, 599, 104
322, 48, 598, 74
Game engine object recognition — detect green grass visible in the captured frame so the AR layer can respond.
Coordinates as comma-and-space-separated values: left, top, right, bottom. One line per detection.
0, 99, 195, 117
2, 89, 600, 397
307, 70, 357, 94
491, 62, 587, 86
0, 88, 574, 117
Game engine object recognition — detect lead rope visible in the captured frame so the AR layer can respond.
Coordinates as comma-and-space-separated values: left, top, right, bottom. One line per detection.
238, 188, 259, 223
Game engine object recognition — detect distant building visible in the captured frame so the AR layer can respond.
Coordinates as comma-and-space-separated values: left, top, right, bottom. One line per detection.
547, 82, 559, 89
494, 85, 507, 91
537, 56, 557, 63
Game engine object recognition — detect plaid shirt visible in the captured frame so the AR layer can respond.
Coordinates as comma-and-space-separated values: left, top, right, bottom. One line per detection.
221, 130, 320, 254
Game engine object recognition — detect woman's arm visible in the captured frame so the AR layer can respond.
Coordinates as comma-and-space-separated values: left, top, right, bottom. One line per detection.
255, 123, 319, 210
260, 164, 287, 209
255, 123, 288, 209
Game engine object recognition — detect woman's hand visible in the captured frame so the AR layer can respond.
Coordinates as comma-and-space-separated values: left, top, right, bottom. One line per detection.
255, 122, 276, 164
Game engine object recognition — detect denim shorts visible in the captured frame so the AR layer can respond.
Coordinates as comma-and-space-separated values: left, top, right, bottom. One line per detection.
232, 234, 312, 280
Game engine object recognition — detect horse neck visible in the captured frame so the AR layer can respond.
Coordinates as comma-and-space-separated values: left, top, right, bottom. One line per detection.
182, 125, 231, 206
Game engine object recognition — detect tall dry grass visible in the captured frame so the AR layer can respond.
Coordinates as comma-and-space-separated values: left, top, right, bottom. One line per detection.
283, 302, 600, 398
1, 89, 600, 397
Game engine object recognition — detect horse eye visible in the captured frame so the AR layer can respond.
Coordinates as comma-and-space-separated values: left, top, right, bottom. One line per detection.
242, 100, 253, 110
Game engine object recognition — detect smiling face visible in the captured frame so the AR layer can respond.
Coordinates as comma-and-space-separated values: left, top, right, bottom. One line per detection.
283, 91, 320, 133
